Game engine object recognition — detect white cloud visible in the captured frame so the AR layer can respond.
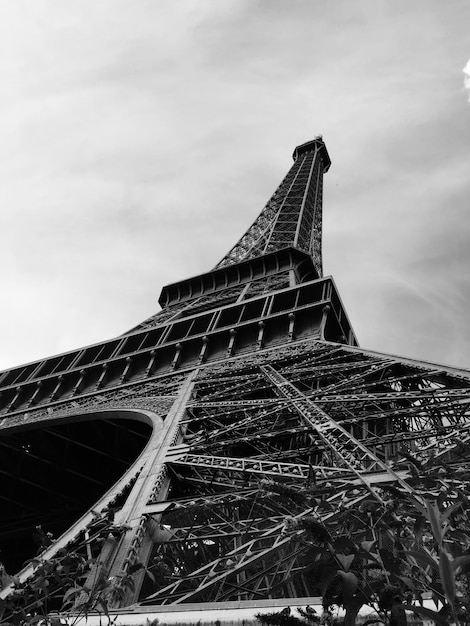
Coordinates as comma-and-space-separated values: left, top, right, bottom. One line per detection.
464, 59, 470, 101
0, 1, 470, 370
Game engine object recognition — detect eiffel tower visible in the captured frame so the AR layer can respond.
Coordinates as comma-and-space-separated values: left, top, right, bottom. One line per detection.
1, 137, 470, 617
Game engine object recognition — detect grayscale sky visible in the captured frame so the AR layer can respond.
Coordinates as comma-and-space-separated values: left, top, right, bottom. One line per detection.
0, 0, 469, 371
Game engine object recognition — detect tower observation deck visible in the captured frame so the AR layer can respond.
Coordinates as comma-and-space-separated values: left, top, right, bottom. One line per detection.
0, 138, 469, 623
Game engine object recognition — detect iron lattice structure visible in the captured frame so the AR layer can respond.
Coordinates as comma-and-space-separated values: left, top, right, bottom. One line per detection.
1, 137, 470, 610
215, 138, 329, 276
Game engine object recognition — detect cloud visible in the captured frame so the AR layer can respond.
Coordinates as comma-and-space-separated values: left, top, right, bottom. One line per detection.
464, 59, 470, 101
0, 1, 470, 370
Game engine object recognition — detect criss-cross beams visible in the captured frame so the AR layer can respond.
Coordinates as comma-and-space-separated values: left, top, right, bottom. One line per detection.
2, 340, 470, 606
215, 138, 330, 276
3, 132, 470, 618
136, 343, 470, 604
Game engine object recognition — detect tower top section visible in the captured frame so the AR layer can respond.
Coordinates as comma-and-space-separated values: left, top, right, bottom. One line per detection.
216, 136, 331, 277
292, 136, 331, 169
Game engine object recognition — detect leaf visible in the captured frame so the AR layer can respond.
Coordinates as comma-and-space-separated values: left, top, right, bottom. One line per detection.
95, 598, 109, 618
379, 548, 402, 575
439, 550, 456, 606
144, 568, 156, 585
122, 574, 135, 592
61, 586, 82, 607
396, 576, 416, 590
426, 500, 443, 545
338, 570, 359, 603
128, 562, 145, 575
336, 553, 355, 571
403, 549, 439, 572
361, 540, 375, 552
441, 501, 462, 525
74, 589, 90, 608
403, 604, 449, 625
413, 515, 426, 544
361, 552, 382, 568
93, 563, 110, 591
452, 555, 470, 572
410, 498, 427, 517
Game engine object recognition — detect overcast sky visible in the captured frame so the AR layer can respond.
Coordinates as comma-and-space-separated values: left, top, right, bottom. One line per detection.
0, 0, 469, 372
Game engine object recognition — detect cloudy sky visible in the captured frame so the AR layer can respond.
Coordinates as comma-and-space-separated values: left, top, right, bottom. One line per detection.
0, 0, 469, 372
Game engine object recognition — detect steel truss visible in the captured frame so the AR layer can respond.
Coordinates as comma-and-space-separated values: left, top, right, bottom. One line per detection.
1, 137, 469, 616
3, 338, 469, 607
137, 340, 470, 605
216, 137, 328, 275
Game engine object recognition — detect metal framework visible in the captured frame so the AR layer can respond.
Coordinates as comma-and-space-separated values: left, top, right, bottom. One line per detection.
215, 136, 329, 276
0, 137, 469, 612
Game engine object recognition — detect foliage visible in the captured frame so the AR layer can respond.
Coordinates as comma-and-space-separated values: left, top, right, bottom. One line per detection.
0, 511, 148, 626
3, 460, 470, 625
256, 606, 334, 625
256, 609, 308, 626
276, 457, 470, 625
